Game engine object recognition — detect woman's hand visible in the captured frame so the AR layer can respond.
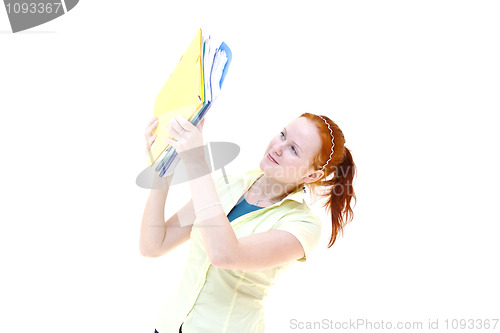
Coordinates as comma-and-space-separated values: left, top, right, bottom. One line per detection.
165, 115, 206, 164
145, 116, 158, 152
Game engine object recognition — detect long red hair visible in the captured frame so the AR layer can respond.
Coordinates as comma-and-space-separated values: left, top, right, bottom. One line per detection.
300, 113, 357, 247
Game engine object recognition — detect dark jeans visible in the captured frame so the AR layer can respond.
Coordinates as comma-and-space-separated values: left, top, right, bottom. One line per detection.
155, 325, 182, 333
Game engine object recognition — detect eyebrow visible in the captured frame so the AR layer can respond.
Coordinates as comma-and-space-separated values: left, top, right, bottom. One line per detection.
283, 127, 303, 153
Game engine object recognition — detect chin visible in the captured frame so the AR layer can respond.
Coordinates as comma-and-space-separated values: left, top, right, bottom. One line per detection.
259, 158, 284, 181
259, 158, 274, 176
259, 158, 269, 173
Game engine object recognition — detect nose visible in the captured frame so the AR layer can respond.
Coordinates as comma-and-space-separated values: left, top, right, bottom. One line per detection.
272, 142, 284, 156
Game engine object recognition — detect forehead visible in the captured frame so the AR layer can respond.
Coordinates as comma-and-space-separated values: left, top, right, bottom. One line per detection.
285, 117, 322, 156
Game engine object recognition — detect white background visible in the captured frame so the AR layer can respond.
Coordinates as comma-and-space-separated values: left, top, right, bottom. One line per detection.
1, 1, 499, 332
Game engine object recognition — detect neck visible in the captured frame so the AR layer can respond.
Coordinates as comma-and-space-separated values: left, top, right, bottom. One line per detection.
250, 174, 300, 203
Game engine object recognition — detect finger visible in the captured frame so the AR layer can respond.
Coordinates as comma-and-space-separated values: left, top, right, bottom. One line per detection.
145, 119, 159, 137
147, 117, 158, 129
147, 134, 157, 149
148, 116, 158, 126
165, 136, 177, 149
175, 115, 196, 132
167, 121, 184, 137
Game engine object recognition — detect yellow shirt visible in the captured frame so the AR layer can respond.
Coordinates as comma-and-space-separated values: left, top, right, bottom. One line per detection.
154, 167, 322, 333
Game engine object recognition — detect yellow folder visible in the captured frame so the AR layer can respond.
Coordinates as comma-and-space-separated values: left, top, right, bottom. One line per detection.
149, 29, 204, 166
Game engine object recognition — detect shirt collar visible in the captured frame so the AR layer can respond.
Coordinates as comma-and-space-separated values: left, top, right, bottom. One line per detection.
241, 168, 306, 205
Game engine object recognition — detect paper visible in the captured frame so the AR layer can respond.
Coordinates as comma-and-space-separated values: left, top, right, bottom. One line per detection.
147, 29, 232, 177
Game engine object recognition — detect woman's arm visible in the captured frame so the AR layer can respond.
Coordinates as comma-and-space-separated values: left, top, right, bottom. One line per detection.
167, 116, 305, 270
139, 185, 169, 257
139, 117, 195, 257
139, 174, 196, 258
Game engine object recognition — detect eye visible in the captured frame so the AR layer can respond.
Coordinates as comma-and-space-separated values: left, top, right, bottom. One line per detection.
280, 131, 298, 155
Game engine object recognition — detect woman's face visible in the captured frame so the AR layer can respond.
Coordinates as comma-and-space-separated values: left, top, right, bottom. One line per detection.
259, 117, 323, 185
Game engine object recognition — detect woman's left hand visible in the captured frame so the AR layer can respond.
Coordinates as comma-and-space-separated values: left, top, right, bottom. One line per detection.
165, 115, 206, 164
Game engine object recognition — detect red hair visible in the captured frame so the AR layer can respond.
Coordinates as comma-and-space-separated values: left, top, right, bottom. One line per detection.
300, 113, 357, 247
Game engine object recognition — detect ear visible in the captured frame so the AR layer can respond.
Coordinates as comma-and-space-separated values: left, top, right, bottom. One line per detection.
303, 170, 324, 184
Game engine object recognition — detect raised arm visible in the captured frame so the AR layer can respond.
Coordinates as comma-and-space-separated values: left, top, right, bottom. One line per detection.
139, 116, 196, 257
139, 186, 195, 257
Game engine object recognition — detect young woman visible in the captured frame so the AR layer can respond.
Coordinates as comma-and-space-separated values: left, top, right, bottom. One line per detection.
140, 112, 356, 333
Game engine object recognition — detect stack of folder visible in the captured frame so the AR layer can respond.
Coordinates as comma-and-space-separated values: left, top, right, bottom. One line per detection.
148, 29, 232, 177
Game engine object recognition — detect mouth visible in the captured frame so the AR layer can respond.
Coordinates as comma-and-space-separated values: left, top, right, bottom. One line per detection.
267, 154, 279, 165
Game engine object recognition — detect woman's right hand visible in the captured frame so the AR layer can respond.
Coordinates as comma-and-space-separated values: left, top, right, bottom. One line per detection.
144, 116, 205, 153
145, 116, 159, 151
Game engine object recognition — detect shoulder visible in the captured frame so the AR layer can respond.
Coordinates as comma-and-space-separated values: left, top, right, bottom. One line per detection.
277, 203, 322, 228
273, 203, 322, 262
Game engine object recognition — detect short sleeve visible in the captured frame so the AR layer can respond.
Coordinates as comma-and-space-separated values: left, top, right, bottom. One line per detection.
274, 211, 322, 262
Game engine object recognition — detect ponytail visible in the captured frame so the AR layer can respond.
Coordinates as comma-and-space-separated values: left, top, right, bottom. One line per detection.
323, 147, 356, 247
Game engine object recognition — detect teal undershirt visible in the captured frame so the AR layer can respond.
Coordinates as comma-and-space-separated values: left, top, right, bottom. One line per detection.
227, 196, 264, 222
